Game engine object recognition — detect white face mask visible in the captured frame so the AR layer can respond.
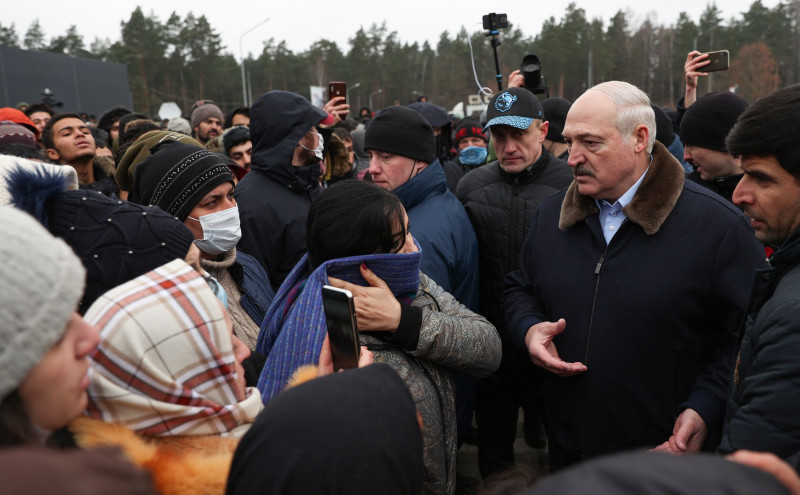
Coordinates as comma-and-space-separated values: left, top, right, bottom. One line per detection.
300, 132, 324, 161
314, 133, 324, 160
187, 206, 242, 255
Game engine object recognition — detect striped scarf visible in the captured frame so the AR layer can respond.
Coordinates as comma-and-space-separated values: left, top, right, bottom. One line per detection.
256, 244, 422, 403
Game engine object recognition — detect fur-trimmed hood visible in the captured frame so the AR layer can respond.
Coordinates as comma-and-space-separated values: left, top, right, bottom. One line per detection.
558, 141, 685, 235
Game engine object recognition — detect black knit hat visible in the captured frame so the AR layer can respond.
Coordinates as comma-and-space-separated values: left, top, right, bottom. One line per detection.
454, 118, 487, 145
680, 91, 749, 152
364, 106, 436, 163
223, 125, 250, 154
48, 190, 195, 312
130, 140, 234, 221
485, 87, 544, 130
651, 104, 675, 146
542, 97, 571, 143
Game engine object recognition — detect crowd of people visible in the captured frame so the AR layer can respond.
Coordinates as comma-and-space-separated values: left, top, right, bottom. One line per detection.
2, 48, 800, 495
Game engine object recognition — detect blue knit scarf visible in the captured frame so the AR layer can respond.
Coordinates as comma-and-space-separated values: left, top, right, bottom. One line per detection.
256, 243, 422, 403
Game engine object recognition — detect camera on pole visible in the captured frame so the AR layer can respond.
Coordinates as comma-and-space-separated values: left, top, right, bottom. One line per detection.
483, 13, 509, 91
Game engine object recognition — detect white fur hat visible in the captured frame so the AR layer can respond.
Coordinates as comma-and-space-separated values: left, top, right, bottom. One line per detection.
0, 204, 85, 398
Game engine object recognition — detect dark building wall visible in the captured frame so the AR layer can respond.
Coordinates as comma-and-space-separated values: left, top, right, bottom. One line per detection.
0, 45, 132, 116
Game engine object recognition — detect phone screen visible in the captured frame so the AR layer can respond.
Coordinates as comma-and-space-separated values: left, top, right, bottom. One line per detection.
322, 285, 360, 370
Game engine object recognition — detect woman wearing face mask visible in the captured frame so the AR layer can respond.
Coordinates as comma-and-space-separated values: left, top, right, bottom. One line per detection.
256, 180, 502, 495
131, 141, 275, 350
454, 118, 489, 172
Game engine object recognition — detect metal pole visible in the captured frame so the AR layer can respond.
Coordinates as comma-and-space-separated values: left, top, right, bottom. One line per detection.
369, 89, 382, 110
239, 18, 270, 106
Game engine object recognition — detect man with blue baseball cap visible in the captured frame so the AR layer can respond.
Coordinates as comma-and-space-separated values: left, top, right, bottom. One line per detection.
456, 86, 572, 477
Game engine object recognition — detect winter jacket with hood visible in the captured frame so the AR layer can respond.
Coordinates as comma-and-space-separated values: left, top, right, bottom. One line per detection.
504, 141, 766, 460
235, 91, 326, 290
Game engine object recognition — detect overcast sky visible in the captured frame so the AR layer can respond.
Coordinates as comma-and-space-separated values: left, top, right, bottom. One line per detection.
6, 0, 778, 59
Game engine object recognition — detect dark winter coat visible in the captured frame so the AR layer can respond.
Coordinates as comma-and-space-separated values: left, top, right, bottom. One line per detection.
504, 141, 766, 459
234, 92, 325, 290
393, 161, 480, 311
686, 170, 743, 206
719, 228, 800, 459
456, 148, 571, 334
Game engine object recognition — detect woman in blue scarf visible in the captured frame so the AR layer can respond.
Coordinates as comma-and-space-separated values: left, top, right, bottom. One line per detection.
256, 180, 502, 495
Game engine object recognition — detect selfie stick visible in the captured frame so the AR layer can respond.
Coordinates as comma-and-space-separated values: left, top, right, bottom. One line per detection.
486, 30, 503, 91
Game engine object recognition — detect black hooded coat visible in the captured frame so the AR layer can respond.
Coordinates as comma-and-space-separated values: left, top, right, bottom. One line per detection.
235, 91, 326, 290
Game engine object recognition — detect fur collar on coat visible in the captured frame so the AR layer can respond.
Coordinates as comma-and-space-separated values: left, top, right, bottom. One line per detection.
558, 141, 685, 235
70, 417, 238, 495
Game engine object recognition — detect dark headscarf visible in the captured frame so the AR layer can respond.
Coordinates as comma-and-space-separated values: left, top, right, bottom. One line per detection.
226, 364, 424, 495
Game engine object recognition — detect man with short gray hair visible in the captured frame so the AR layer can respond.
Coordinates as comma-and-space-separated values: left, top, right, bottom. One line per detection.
504, 81, 766, 469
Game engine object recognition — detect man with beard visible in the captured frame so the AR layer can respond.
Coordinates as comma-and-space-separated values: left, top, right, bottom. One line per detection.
190, 100, 224, 146
235, 91, 334, 290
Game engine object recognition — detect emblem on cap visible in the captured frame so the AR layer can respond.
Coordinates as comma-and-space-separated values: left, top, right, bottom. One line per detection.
495, 92, 517, 112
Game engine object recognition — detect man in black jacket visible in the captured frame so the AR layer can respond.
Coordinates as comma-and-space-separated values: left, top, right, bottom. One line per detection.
235, 91, 333, 290
457, 87, 572, 477
504, 81, 765, 469
718, 85, 800, 462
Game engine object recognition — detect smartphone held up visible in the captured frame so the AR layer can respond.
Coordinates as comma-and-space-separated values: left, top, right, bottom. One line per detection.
321, 285, 360, 371
696, 50, 730, 73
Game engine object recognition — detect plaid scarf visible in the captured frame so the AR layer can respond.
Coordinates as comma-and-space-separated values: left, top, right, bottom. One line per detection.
256, 244, 422, 403
84, 259, 263, 437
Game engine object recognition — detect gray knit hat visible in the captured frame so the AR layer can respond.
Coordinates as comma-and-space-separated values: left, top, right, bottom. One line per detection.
0, 204, 86, 399
190, 102, 224, 129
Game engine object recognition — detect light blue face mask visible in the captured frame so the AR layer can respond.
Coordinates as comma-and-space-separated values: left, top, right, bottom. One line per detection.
203, 271, 228, 308
459, 146, 488, 166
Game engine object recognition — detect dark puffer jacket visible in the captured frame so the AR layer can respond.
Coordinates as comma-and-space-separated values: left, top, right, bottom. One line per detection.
235, 91, 325, 290
719, 228, 800, 459
456, 148, 572, 335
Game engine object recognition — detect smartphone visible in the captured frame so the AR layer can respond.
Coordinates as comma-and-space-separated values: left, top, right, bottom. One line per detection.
328, 82, 347, 103
697, 50, 730, 72
321, 285, 360, 370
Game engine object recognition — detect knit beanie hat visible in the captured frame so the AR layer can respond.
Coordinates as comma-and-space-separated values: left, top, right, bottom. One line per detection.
485, 87, 544, 130
115, 130, 204, 191
0, 204, 85, 399
680, 91, 749, 152
651, 104, 675, 146
131, 141, 234, 221
454, 118, 487, 145
191, 102, 224, 129
542, 97, 572, 143
364, 106, 436, 163
0, 121, 36, 148
407, 102, 450, 127
167, 117, 191, 135
46, 190, 195, 312
222, 125, 251, 154
0, 108, 39, 139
